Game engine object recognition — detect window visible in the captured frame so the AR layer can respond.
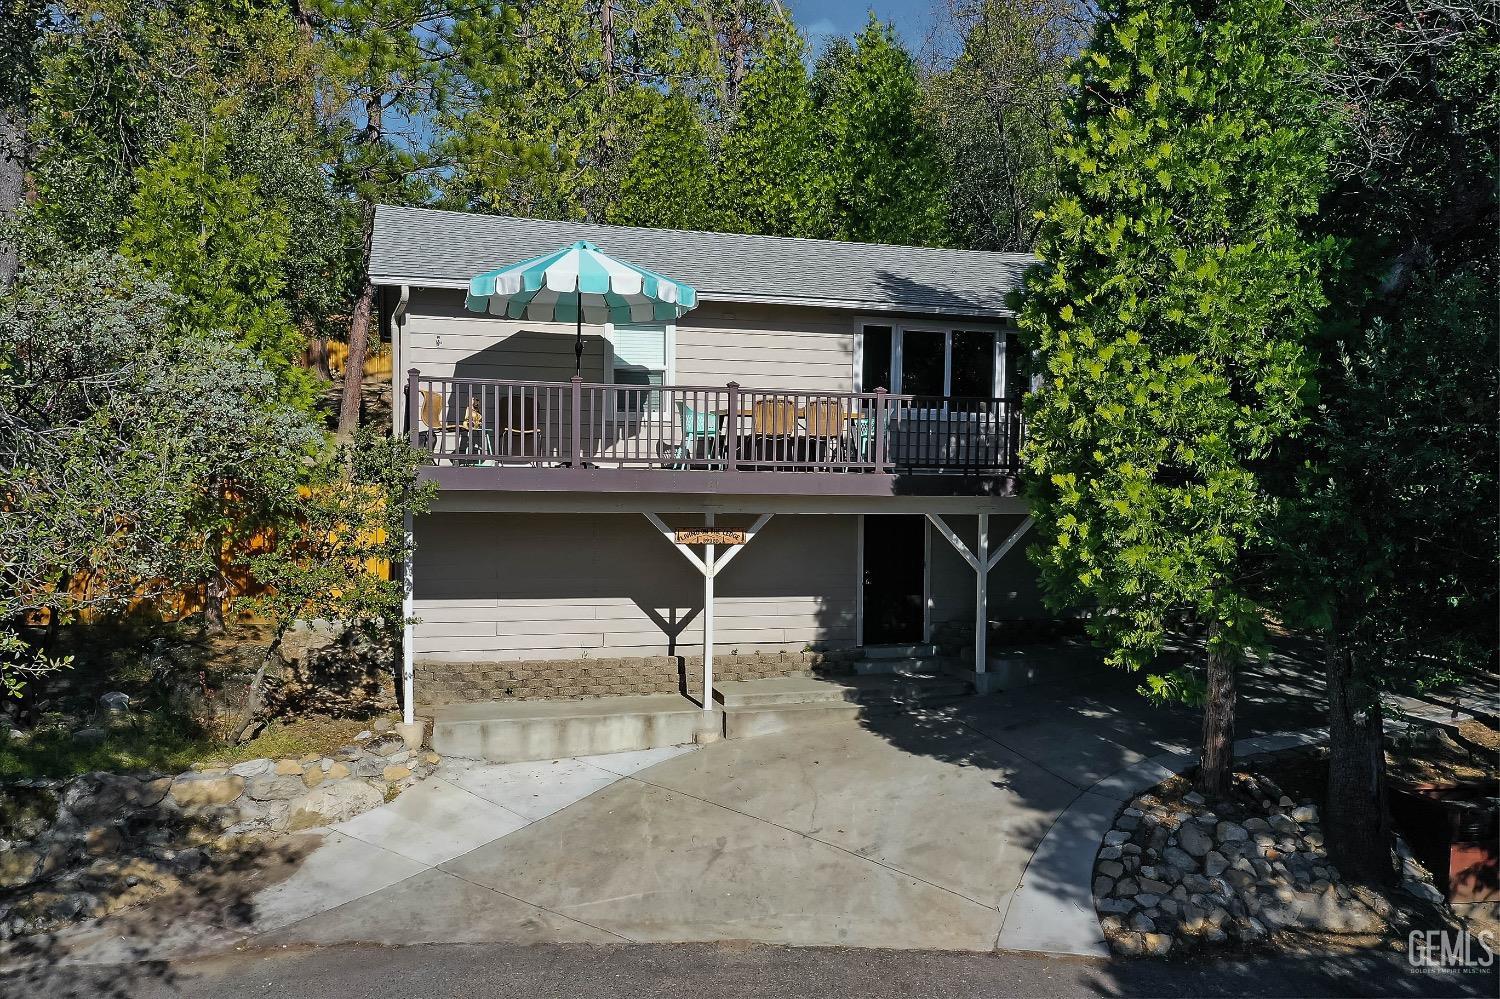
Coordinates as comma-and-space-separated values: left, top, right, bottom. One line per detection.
861, 325, 893, 391
874, 324, 1002, 398
950, 330, 997, 398
609, 324, 668, 413
900, 329, 947, 397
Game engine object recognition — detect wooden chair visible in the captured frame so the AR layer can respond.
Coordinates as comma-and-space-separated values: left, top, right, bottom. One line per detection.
418, 389, 464, 460
801, 399, 846, 466
751, 398, 798, 466
672, 401, 722, 468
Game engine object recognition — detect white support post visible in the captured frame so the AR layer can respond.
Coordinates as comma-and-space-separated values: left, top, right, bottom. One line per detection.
703, 513, 715, 714
926, 513, 1035, 681
975, 514, 989, 674
402, 510, 414, 720
641, 512, 774, 715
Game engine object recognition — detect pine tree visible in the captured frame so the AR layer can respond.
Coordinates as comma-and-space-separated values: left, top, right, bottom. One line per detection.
1018, 0, 1331, 795
609, 91, 715, 230
813, 16, 948, 246
714, 24, 826, 237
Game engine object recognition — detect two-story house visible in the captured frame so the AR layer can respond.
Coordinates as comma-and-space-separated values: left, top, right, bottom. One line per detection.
371, 205, 1046, 761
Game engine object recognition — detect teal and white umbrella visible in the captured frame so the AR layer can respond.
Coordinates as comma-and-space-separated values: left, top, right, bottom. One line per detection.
465, 241, 698, 375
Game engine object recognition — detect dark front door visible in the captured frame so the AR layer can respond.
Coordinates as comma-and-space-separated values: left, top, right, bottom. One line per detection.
862, 515, 925, 645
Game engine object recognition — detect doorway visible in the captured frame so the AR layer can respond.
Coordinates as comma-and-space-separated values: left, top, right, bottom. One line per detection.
861, 515, 926, 645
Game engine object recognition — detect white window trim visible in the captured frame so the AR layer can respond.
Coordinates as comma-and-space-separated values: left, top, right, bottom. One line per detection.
854, 317, 1009, 397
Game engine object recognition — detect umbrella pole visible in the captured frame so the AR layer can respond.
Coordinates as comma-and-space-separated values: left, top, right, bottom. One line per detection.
573, 302, 584, 377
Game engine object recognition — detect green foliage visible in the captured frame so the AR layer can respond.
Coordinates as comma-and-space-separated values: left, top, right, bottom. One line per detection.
239, 429, 436, 654
0, 237, 321, 685
121, 124, 312, 409
926, 0, 1085, 251
608, 91, 715, 230
1017, 0, 1333, 688
714, 25, 826, 236
812, 16, 948, 245
1270, 0, 1499, 689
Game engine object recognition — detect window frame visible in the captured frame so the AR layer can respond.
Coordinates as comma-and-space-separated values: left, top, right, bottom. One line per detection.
853, 319, 1011, 399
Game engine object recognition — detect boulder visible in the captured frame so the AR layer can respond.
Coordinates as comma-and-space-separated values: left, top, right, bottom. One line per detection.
230, 759, 275, 778
169, 773, 246, 809
1142, 932, 1173, 956
1163, 846, 1195, 871
1138, 877, 1172, 896
1216, 821, 1249, 843
1291, 804, 1319, 824
274, 759, 305, 776
1097, 897, 1134, 914
284, 780, 384, 832
98, 692, 132, 714
382, 765, 412, 782
1097, 860, 1125, 879
1094, 876, 1115, 897
0, 848, 40, 888
326, 762, 351, 780
1104, 829, 1131, 847
246, 775, 307, 802
1129, 910, 1156, 933
1178, 822, 1213, 858
279, 619, 342, 664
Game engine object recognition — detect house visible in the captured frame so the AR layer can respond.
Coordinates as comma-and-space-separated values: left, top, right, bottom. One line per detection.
370, 205, 1046, 761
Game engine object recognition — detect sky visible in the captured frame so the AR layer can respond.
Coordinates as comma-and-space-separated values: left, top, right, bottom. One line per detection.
786, 0, 940, 55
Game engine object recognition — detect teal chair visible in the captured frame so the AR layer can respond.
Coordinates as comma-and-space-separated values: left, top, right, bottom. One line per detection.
673, 401, 722, 468
845, 406, 891, 467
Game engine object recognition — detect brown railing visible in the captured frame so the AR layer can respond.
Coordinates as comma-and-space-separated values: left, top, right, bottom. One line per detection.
407, 372, 1024, 475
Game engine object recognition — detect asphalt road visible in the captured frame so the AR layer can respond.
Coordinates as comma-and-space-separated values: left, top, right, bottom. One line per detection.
7, 941, 1496, 999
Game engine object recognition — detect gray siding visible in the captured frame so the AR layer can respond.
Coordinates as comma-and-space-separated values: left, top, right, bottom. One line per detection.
413, 513, 859, 662
400, 288, 854, 391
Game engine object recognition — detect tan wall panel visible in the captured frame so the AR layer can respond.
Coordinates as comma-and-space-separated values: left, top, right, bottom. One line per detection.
413, 512, 859, 662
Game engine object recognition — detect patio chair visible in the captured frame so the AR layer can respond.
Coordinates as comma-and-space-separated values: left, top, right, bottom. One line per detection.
672, 400, 721, 468
844, 404, 892, 468
751, 398, 798, 466
417, 389, 464, 460
801, 399, 846, 466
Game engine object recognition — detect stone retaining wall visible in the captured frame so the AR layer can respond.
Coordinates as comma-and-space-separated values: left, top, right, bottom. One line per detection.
416, 649, 859, 707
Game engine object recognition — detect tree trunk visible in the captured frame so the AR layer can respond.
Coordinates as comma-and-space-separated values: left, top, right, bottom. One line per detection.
203, 536, 227, 635
1195, 617, 1240, 797
338, 278, 375, 438
1325, 638, 1394, 883
0, 107, 26, 289
230, 639, 281, 744
306, 337, 331, 380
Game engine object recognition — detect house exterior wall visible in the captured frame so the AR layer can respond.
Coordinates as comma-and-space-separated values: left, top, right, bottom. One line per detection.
927, 514, 1049, 640
400, 288, 857, 391
412, 512, 860, 665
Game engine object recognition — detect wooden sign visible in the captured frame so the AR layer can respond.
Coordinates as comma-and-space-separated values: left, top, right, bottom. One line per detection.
676, 529, 747, 546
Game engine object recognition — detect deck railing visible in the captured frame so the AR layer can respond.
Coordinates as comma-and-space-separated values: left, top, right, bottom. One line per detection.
407, 372, 1024, 475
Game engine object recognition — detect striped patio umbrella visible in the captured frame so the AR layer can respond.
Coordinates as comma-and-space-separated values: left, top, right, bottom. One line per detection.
465, 241, 698, 375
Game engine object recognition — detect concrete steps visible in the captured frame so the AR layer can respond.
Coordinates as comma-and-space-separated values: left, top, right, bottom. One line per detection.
714, 672, 972, 740
431, 694, 713, 763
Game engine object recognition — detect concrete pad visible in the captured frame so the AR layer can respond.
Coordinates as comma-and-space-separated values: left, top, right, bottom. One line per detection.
431, 694, 707, 763
333, 777, 529, 866
246, 831, 429, 935
637, 717, 1076, 909
442, 757, 622, 822
440, 779, 1001, 951
257, 868, 621, 947
995, 789, 1115, 958
574, 745, 697, 777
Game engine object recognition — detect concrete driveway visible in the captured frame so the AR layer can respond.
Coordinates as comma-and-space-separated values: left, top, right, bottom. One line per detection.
52, 648, 1330, 964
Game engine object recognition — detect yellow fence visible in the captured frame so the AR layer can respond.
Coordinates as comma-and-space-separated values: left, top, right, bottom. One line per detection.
326, 341, 392, 379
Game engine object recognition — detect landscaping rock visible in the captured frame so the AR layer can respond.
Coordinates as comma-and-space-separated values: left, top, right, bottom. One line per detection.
1216, 821, 1249, 843
230, 759, 274, 778
98, 692, 132, 714
1178, 822, 1212, 857
1291, 804, 1319, 824
284, 780, 384, 832
273, 759, 305, 776
1097, 860, 1125, 879
169, 773, 246, 809
1129, 911, 1156, 933
246, 775, 307, 802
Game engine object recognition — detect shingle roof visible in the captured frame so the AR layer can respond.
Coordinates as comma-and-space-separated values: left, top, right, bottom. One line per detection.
370, 205, 1035, 318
